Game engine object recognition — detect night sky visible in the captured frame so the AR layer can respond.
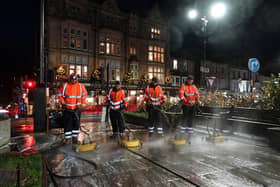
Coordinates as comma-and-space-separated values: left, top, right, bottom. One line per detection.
0, 0, 280, 105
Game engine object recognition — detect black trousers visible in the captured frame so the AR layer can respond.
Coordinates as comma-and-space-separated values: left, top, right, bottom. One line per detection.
63, 108, 81, 139
181, 105, 195, 128
148, 106, 163, 133
110, 109, 125, 134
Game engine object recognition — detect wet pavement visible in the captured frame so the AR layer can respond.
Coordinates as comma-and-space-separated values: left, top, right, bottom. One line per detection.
4, 115, 280, 186
44, 114, 280, 187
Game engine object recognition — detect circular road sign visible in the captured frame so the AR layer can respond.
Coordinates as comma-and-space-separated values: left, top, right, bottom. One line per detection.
248, 58, 260, 72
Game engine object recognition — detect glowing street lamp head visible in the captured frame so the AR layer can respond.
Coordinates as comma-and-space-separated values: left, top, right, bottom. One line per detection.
210, 2, 226, 19
188, 9, 197, 19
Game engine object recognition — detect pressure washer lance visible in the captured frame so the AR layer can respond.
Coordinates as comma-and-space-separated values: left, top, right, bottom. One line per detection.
114, 109, 141, 148
149, 105, 172, 131
64, 109, 97, 152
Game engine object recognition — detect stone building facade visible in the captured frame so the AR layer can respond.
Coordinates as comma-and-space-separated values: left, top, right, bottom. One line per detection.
45, 0, 169, 86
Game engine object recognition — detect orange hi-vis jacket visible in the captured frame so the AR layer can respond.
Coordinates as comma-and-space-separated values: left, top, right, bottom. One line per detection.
107, 88, 127, 110
144, 84, 164, 106
178, 84, 200, 106
58, 82, 87, 110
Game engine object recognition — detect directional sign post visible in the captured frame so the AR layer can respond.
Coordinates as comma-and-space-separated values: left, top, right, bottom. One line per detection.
248, 58, 260, 93
248, 58, 260, 72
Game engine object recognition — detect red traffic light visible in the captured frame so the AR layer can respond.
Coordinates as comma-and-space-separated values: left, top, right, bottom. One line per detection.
26, 81, 35, 88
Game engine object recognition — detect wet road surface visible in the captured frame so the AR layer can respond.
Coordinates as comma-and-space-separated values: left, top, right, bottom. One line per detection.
44, 117, 280, 187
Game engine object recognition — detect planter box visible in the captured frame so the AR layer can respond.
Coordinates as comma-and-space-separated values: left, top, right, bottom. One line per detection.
124, 113, 148, 126
0, 119, 11, 147
200, 106, 280, 124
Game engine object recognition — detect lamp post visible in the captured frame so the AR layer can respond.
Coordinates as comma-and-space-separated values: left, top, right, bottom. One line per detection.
188, 2, 226, 87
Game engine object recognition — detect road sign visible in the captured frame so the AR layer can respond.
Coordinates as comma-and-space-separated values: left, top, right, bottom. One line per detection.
207, 76, 216, 88
248, 58, 260, 72
200, 66, 209, 73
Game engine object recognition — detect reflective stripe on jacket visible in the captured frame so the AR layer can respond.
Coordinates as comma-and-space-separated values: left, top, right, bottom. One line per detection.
107, 88, 127, 110
144, 85, 164, 106
178, 84, 199, 106
58, 82, 87, 110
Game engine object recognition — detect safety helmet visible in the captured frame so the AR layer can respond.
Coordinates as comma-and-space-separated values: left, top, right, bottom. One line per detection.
152, 77, 158, 83
187, 75, 194, 80
70, 73, 77, 81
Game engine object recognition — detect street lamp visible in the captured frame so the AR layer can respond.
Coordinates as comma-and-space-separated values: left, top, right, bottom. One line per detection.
187, 2, 226, 86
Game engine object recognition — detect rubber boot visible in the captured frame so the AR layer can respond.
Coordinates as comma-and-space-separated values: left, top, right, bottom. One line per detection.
72, 137, 79, 151
63, 138, 72, 145
72, 137, 78, 145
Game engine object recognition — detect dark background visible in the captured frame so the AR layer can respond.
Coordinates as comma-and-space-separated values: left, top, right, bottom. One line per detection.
1, 0, 280, 105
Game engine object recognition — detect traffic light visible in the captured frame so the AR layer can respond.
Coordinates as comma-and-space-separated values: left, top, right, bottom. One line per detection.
26, 80, 36, 89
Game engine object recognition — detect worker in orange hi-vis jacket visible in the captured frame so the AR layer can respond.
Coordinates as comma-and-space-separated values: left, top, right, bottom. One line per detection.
144, 77, 165, 135
58, 73, 87, 145
106, 81, 128, 139
178, 75, 200, 134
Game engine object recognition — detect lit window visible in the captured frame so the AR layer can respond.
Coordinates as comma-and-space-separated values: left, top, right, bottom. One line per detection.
116, 44, 120, 55
153, 53, 157, 62
184, 61, 188, 72
70, 37, 75, 48
63, 37, 68, 48
76, 38, 81, 48
130, 64, 138, 79
83, 66, 88, 78
106, 43, 110, 54
99, 42, 105, 54
110, 61, 120, 81
70, 65, 75, 75
130, 47, 136, 55
76, 65, 81, 77
111, 44, 115, 55
69, 56, 75, 63
173, 59, 178, 70
161, 54, 164, 63
150, 27, 160, 39
149, 46, 153, 51
62, 55, 68, 63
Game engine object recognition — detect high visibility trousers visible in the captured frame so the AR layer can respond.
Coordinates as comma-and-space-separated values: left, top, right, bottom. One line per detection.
148, 106, 163, 134
181, 105, 195, 129
63, 108, 81, 139
110, 109, 125, 134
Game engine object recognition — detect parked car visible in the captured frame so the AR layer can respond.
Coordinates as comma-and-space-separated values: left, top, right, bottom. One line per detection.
5, 103, 20, 119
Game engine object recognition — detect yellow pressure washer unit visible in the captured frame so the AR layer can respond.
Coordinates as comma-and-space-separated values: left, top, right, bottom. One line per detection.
114, 110, 142, 148
206, 111, 227, 143
73, 125, 98, 152
171, 135, 187, 146
119, 129, 142, 148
